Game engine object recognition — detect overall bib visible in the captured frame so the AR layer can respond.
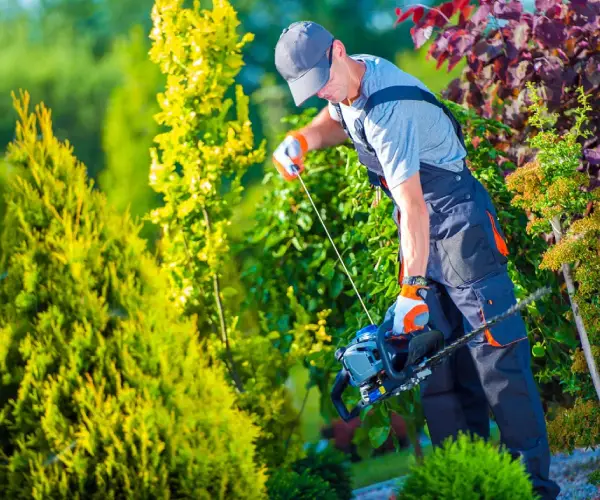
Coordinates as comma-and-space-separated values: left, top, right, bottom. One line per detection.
333, 86, 560, 499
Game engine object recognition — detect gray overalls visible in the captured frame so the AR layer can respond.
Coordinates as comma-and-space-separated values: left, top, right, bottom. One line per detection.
333, 86, 560, 500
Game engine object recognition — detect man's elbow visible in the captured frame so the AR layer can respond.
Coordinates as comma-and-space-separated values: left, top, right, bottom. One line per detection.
391, 172, 428, 218
399, 194, 428, 218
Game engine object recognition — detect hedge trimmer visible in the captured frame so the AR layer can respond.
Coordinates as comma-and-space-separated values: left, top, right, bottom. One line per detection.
294, 170, 550, 422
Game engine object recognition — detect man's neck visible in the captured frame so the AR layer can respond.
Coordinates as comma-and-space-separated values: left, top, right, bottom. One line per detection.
342, 58, 366, 106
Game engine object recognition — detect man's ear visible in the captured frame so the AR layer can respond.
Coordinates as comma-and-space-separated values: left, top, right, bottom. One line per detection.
333, 39, 346, 58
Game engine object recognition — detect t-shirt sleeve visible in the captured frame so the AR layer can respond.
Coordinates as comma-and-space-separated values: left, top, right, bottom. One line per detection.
365, 102, 420, 189
328, 102, 341, 122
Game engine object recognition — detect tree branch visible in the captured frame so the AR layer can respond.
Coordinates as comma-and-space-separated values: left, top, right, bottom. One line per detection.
202, 207, 245, 394
551, 215, 600, 402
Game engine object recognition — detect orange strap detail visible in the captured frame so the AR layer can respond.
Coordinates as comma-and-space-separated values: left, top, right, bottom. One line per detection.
398, 259, 405, 285
480, 305, 527, 347
484, 328, 501, 347
486, 211, 509, 257
480, 307, 501, 347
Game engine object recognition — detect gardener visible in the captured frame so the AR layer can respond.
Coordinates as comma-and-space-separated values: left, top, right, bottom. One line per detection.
272, 21, 560, 500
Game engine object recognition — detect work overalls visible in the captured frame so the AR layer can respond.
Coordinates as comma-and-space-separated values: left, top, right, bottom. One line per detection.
333, 86, 560, 500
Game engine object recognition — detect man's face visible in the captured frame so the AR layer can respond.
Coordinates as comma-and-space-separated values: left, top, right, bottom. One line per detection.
316, 43, 349, 104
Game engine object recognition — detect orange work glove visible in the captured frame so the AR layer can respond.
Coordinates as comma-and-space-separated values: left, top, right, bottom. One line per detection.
272, 131, 308, 181
392, 283, 430, 336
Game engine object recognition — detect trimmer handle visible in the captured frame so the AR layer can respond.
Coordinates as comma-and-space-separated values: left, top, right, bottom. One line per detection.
330, 368, 367, 422
376, 317, 414, 382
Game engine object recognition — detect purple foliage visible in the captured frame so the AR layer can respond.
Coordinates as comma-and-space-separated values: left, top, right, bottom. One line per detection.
395, 0, 600, 189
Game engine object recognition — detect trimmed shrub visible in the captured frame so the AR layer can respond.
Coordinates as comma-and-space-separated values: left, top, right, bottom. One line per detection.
397, 432, 538, 500
291, 444, 353, 500
265, 468, 335, 500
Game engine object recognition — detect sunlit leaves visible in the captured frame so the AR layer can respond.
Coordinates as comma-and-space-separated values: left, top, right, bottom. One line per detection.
148, 0, 265, 315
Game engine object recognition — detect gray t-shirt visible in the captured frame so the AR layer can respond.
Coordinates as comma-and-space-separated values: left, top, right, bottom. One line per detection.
328, 54, 467, 190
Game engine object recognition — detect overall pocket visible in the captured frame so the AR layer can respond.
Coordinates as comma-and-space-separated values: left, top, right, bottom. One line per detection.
438, 224, 506, 288
470, 272, 528, 347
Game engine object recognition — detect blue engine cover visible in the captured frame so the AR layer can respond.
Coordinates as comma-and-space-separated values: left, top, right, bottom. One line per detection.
343, 324, 383, 387
356, 324, 378, 340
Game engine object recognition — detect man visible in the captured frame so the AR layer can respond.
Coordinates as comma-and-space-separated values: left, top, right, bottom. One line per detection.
272, 20, 561, 499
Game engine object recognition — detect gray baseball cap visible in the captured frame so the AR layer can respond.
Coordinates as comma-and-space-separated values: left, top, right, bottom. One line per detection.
275, 21, 335, 106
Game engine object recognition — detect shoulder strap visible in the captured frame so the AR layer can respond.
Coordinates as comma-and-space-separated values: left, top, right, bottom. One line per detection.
355, 85, 466, 152
333, 103, 352, 139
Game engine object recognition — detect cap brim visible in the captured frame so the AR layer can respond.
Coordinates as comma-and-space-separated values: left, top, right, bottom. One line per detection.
288, 51, 331, 106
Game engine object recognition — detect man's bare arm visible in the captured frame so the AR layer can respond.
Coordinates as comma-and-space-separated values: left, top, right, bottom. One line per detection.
298, 106, 348, 151
390, 172, 429, 277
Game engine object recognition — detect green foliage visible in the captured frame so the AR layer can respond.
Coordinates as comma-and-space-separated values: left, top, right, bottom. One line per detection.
541, 209, 600, 401
239, 106, 412, 447
0, 91, 266, 499
0, 18, 121, 179
0, 158, 15, 263
147, 0, 331, 469
291, 444, 353, 500
265, 444, 352, 500
588, 468, 600, 486
505, 84, 600, 408
221, 286, 335, 468
397, 432, 538, 500
99, 24, 164, 245
546, 399, 600, 455
148, 0, 265, 323
22, 0, 155, 56
507, 84, 595, 237
265, 468, 335, 500
541, 205, 600, 407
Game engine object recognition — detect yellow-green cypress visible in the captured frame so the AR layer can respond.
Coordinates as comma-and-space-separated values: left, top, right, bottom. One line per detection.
0, 90, 266, 499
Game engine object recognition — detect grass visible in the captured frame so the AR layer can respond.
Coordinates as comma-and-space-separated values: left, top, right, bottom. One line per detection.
351, 445, 434, 490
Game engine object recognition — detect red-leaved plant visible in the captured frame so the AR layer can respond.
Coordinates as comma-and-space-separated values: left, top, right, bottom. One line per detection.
395, 0, 600, 188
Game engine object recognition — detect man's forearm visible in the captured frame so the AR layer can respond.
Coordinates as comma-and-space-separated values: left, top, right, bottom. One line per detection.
400, 212, 429, 277
298, 106, 348, 151
391, 184, 430, 277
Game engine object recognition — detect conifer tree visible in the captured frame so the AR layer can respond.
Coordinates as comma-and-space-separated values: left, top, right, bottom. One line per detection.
0, 90, 266, 499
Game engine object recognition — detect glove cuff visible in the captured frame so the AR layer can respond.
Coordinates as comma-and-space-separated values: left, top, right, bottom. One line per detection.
288, 131, 309, 155
400, 283, 428, 301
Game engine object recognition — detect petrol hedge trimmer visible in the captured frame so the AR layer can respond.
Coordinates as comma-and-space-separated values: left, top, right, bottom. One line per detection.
293, 170, 550, 422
